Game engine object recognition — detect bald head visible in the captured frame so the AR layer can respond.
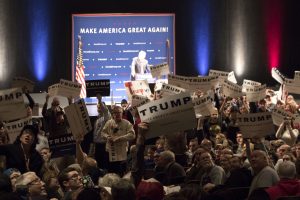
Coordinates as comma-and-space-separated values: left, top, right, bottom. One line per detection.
250, 150, 269, 174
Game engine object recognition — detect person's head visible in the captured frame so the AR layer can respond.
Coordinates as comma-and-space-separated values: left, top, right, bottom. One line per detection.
58, 167, 83, 192
147, 146, 157, 160
153, 151, 161, 166
121, 99, 128, 110
155, 138, 165, 150
42, 171, 60, 191
112, 106, 123, 122
192, 147, 207, 166
39, 147, 52, 162
26, 104, 32, 117
98, 173, 121, 188
250, 150, 269, 174
136, 178, 164, 200
138, 50, 146, 60
277, 161, 296, 179
82, 156, 98, 176
201, 139, 212, 150
14, 125, 38, 148
15, 171, 47, 197
188, 138, 199, 153
157, 150, 175, 167
277, 144, 291, 159
295, 144, 300, 159
219, 154, 232, 173
51, 97, 60, 108
0, 122, 9, 145
209, 108, 219, 123
111, 179, 135, 200
236, 132, 243, 145
55, 110, 65, 124
215, 133, 226, 145
199, 152, 214, 170
230, 156, 243, 171
282, 152, 296, 163
3, 168, 21, 191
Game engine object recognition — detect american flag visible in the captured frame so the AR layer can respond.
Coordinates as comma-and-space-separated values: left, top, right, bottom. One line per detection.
76, 35, 86, 98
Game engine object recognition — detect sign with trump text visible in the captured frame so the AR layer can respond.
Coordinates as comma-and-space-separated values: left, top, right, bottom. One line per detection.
137, 92, 197, 138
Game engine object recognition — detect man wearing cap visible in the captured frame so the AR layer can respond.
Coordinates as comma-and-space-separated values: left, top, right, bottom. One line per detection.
0, 125, 43, 175
3, 168, 21, 192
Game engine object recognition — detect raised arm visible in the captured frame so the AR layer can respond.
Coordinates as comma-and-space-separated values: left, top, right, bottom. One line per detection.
131, 122, 148, 187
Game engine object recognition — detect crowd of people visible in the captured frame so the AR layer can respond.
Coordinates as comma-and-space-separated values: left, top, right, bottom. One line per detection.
0, 78, 300, 200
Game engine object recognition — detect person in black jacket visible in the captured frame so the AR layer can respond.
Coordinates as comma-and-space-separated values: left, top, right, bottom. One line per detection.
0, 125, 43, 175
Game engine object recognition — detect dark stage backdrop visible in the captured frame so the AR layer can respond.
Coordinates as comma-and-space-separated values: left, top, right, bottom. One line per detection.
0, 0, 300, 95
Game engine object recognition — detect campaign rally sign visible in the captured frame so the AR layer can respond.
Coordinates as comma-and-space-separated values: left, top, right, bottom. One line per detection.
64, 99, 92, 140
5, 116, 32, 143
243, 84, 266, 102
237, 112, 274, 138
48, 79, 82, 98
48, 133, 76, 158
128, 95, 150, 117
86, 79, 110, 97
137, 92, 197, 138
0, 88, 27, 121
209, 69, 237, 84
11, 77, 35, 92
150, 63, 170, 78
193, 94, 215, 117
272, 68, 285, 84
160, 83, 186, 97
284, 78, 300, 94
124, 80, 152, 101
272, 107, 296, 126
221, 80, 244, 98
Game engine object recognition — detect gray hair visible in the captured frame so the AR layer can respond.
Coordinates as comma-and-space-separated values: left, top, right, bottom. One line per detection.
98, 173, 121, 187
277, 161, 296, 179
160, 150, 175, 163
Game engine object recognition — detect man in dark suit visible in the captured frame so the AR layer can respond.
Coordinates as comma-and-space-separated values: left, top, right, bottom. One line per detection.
130, 50, 150, 81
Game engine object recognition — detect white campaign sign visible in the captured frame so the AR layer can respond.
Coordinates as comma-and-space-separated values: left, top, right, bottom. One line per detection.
222, 80, 244, 98
284, 78, 300, 94
242, 79, 261, 87
160, 83, 186, 97
0, 88, 27, 121
48, 79, 82, 98
193, 95, 215, 117
11, 77, 35, 92
272, 68, 285, 84
243, 84, 266, 102
209, 69, 237, 84
150, 63, 170, 78
128, 95, 150, 117
124, 80, 152, 101
137, 92, 197, 138
5, 116, 32, 143
237, 112, 274, 138
64, 99, 92, 140
272, 107, 296, 126
168, 74, 215, 93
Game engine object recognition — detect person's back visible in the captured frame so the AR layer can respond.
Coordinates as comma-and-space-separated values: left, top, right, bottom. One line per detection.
265, 161, 300, 200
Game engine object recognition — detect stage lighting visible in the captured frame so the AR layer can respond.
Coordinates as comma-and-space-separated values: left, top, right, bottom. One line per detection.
28, 0, 50, 81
